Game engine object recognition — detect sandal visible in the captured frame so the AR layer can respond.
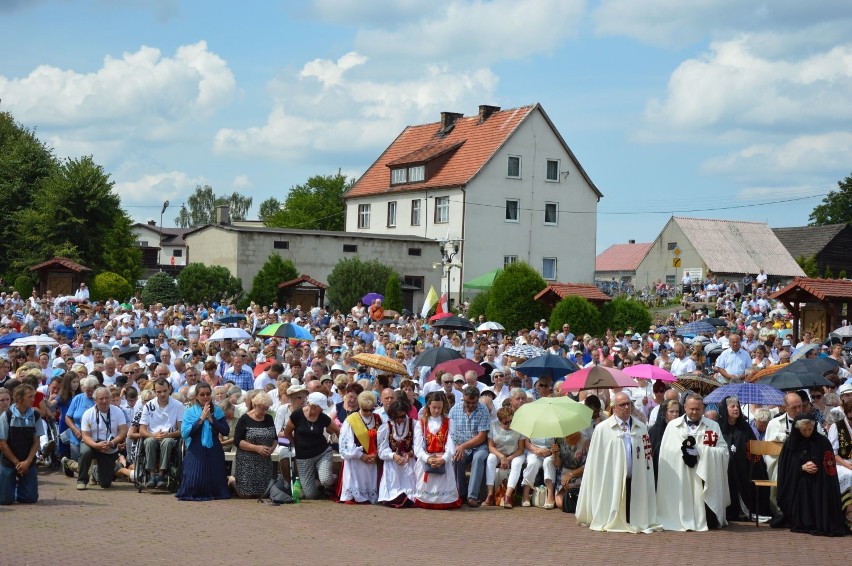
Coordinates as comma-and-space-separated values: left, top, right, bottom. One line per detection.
484, 495, 495, 506
503, 501, 513, 509
521, 500, 531, 507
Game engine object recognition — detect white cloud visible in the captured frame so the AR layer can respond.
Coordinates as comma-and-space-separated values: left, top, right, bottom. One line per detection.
232, 174, 253, 189
702, 132, 852, 176
0, 41, 235, 133
641, 36, 852, 140
734, 184, 831, 202
114, 171, 202, 208
214, 54, 499, 160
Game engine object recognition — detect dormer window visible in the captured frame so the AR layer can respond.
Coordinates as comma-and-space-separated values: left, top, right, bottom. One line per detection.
391, 168, 407, 185
408, 165, 425, 182
391, 165, 426, 185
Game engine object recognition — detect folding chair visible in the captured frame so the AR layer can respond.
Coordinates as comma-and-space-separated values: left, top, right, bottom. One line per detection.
748, 439, 782, 527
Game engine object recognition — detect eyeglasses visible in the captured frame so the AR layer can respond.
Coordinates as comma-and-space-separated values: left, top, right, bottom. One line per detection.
500, 420, 512, 426
811, 394, 823, 400
442, 380, 453, 384
614, 402, 632, 408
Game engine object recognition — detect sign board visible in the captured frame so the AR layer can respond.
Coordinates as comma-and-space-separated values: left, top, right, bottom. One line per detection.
672, 258, 681, 268
682, 268, 703, 280
673, 247, 681, 257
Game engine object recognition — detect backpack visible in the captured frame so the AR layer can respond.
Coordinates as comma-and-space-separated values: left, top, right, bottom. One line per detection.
561, 487, 581, 513
261, 476, 294, 505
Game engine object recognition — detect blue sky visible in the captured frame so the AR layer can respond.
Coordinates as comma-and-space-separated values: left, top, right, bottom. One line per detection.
2, 0, 850, 253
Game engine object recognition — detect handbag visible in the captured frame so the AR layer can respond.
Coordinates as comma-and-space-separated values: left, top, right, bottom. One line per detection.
561, 487, 581, 513
494, 480, 507, 507
531, 485, 547, 507
426, 462, 446, 475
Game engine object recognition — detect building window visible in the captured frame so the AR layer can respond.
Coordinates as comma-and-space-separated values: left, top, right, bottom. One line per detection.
410, 199, 421, 226
387, 201, 397, 227
404, 275, 424, 291
172, 249, 183, 257
343, 244, 358, 253
391, 168, 407, 185
544, 202, 558, 225
666, 242, 677, 251
408, 165, 425, 182
507, 156, 521, 178
273, 241, 289, 250
666, 275, 676, 287
434, 196, 449, 224
358, 204, 371, 229
505, 199, 520, 222
504, 255, 518, 267
408, 248, 422, 256
546, 159, 559, 182
138, 240, 148, 247
542, 257, 557, 280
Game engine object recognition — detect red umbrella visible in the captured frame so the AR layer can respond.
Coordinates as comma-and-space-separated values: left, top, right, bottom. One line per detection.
428, 358, 485, 382
621, 364, 676, 383
560, 366, 638, 392
429, 312, 453, 322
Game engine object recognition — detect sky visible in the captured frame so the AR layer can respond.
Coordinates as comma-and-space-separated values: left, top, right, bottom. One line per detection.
1, 0, 851, 253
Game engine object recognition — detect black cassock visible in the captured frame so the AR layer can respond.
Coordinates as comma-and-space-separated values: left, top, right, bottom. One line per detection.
718, 401, 769, 520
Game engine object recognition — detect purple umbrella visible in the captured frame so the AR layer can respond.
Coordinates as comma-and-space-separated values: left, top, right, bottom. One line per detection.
362, 292, 384, 305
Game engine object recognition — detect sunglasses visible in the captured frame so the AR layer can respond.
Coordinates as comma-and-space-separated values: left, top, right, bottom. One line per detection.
614, 402, 631, 408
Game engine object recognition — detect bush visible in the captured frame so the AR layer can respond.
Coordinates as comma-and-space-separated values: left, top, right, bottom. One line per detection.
550, 296, 602, 338
13, 274, 36, 297
326, 257, 396, 311
600, 296, 652, 335
90, 271, 132, 302
383, 274, 403, 313
140, 271, 181, 306
486, 262, 548, 333
248, 254, 298, 307
178, 263, 244, 306
467, 290, 491, 321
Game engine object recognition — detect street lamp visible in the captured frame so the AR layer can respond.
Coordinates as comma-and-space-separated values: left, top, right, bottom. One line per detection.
439, 239, 462, 307
158, 200, 169, 271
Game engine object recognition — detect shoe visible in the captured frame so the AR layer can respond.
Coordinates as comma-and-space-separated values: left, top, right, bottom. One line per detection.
156, 476, 167, 489
76, 482, 87, 491
521, 500, 531, 507
467, 497, 481, 508
145, 475, 159, 489
503, 501, 514, 509
543, 502, 555, 510
61, 457, 74, 478
43, 440, 56, 457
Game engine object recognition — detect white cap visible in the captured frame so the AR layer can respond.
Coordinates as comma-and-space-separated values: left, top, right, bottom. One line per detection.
144, 354, 156, 365
837, 382, 852, 396
781, 339, 791, 347
138, 346, 149, 354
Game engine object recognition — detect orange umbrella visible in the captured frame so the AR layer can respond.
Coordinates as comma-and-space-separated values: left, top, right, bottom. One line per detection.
747, 362, 789, 383
352, 353, 407, 376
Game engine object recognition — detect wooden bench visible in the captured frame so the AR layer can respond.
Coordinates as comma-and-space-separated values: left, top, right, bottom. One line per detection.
748, 440, 782, 526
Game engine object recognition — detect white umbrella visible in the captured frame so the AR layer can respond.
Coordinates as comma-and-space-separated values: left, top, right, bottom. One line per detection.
10, 335, 59, 348
477, 321, 505, 332
207, 328, 252, 342
830, 326, 852, 338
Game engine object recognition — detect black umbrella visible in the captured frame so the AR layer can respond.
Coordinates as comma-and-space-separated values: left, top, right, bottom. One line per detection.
117, 345, 140, 360
412, 347, 463, 368
77, 319, 95, 329
431, 315, 475, 332
757, 358, 837, 390
516, 353, 578, 379
703, 318, 729, 328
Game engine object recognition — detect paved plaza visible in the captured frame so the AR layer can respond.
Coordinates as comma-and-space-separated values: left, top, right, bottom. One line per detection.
3, 469, 845, 565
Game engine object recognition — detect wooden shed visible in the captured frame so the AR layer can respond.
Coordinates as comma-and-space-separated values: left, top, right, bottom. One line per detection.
29, 257, 92, 297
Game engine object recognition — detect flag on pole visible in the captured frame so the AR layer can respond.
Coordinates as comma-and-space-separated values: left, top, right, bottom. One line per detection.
421, 286, 438, 318
435, 293, 448, 317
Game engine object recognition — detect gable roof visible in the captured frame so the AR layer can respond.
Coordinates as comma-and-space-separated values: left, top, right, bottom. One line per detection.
345, 104, 601, 199
133, 223, 191, 247
595, 242, 652, 272
278, 274, 327, 290
534, 283, 611, 304
671, 217, 805, 277
29, 257, 92, 272
770, 277, 852, 302
771, 224, 848, 260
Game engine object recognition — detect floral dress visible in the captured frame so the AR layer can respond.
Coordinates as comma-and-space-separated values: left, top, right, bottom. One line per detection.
556, 433, 590, 489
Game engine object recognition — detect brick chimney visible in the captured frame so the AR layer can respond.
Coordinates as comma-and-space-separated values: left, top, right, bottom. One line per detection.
440, 112, 463, 130
147, 220, 156, 226
478, 105, 500, 123
628, 239, 636, 244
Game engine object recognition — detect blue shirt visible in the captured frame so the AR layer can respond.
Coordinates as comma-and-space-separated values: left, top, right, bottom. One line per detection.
223, 367, 254, 391
55, 324, 76, 340
66, 393, 95, 446
448, 401, 490, 452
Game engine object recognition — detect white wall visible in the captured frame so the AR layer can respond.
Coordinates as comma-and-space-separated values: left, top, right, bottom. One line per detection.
634, 220, 703, 289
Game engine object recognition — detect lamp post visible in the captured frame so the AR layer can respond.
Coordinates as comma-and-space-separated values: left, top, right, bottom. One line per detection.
440, 239, 462, 307
158, 200, 169, 271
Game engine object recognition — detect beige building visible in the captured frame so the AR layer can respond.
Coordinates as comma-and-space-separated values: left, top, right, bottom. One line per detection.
183, 224, 441, 310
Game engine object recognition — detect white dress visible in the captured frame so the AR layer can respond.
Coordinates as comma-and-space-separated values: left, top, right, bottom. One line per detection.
413, 416, 459, 508
828, 419, 852, 493
339, 414, 381, 503
377, 417, 416, 503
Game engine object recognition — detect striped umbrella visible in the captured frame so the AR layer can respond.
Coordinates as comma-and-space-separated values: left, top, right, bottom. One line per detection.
704, 382, 785, 405
675, 321, 716, 336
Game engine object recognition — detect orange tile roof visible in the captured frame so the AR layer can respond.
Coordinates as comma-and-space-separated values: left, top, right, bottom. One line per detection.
29, 256, 92, 272
278, 274, 327, 289
534, 283, 611, 303
770, 277, 852, 301
345, 105, 537, 199
595, 242, 652, 272
385, 140, 464, 167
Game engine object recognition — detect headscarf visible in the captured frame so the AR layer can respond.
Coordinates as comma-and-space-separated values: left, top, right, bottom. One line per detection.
182, 402, 225, 449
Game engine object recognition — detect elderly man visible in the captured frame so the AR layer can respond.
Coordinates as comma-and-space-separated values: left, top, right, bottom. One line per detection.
464, 369, 485, 393
101, 357, 121, 386
373, 388, 395, 420
77, 386, 128, 490
577, 392, 659, 532
713, 333, 752, 382
657, 394, 730, 531
449, 385, 490, 507
670, 343, 697, 377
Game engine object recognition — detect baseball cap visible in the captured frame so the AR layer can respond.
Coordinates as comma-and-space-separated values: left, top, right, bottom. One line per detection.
781, 340, 791, 347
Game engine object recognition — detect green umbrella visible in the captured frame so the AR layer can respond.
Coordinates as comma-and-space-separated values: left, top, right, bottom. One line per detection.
510, 397, 592, 439
463, 268, 501, 290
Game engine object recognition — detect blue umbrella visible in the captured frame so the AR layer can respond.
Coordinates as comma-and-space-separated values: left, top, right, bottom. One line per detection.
77, 320, 94, 329
362, 292, 383, 305
130, 327, 167, 339
218, 313, 246, 324
790, 343, 818, 362
516, 353, 578, 379
0, 333, 28, 347
675, 321, 716, 336
746, 314, 765, 324
704, 382, 785, 405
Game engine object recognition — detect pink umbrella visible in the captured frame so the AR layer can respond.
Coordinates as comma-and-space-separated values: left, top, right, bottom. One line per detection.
428, 358, 485, 382
622, 364, 677, 383
560, 366, 639, 392
429, 312, 453, 322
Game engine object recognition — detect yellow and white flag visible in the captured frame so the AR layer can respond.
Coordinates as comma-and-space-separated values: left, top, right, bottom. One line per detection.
421, 285, 438, 317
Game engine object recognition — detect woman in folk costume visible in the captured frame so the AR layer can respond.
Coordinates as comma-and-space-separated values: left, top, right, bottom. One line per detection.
413, 391, 461, 509
339, 391, 382, 504
377, 399, 417, 508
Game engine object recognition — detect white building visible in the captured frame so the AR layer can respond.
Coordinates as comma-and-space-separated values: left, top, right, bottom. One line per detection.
131, 221, 190, 278
343, 104, 602, 304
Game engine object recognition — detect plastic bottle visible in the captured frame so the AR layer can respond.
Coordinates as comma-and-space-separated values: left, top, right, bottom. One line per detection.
292, 477, 302, 503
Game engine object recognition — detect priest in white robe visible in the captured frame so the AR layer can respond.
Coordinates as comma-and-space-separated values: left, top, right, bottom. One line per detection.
656, 393, 730, 531
576, 392, 660, 533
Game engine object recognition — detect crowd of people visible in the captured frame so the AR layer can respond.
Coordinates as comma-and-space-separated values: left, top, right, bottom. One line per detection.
0, 280, 850, 537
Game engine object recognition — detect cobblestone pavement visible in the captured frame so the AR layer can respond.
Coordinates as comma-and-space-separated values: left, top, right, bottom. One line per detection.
4, 470, 846, 566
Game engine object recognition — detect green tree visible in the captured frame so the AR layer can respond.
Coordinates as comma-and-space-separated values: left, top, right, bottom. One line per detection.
265, 171, 351, 230
486, 262, 548, 332
13, 275, 36, 298
0, 112, 57, 274
824, 264, 834, 279
90, 271, 133, 302
549, 296, 602, 337
796, 255, 820, 278
174, 185, 253, 228
258, 197, 281, 223
178, 263, 244, 306
248, 254, 298, 307
140, 271, 181, 306
102, 212, 143, 284
384, 274, 403, 312
326, 257, 396, 310
839, 270, 847, 279
809, 173, 852, 226
600, 296, 652, 335
467, 290, 491, 321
